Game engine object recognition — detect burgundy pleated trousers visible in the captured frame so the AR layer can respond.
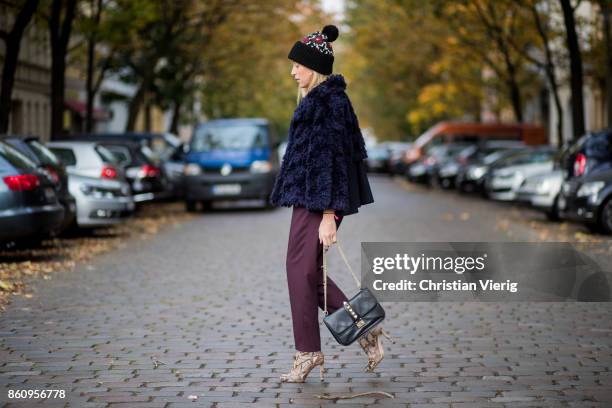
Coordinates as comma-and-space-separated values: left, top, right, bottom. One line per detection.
285, 205, 349, 352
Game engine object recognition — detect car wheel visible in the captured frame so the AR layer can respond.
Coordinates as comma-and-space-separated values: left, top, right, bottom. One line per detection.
200, 200, 213, 211
185, 200, 198, 212
585, 222, 604, 234
599, 196, 612, 234
545, 195, 561, 222
13, 236, 46, 249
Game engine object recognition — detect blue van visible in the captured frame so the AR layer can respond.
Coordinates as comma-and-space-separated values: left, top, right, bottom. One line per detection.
183, 118, 280, 211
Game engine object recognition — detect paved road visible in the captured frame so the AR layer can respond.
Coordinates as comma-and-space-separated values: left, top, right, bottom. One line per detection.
1, 175, 611, 407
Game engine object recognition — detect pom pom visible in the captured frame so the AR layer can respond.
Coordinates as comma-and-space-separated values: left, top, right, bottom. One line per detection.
322, 25, 339, 42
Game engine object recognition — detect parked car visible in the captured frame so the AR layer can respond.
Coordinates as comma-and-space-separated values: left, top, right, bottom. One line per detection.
409, 142, 472, 185
381, 141, 412, 175
90, 140, 170, 202
483, 146, 557, 201
516, 169, 565, 221
558, 168, 612, 234
183, 118, 280, 211
0, 139, 65, 243
456, 148, 530, 193
60, 135, 173, 202
437, 140, 526, 189
365, 145, 391, 173
72, 131, 181, 163
87, 132, 184, 197
402, 121, 547, 167
3, 135, 76, 232
562, 128, 612, 179
47, 141, 135, 227
159, 143, 187, 198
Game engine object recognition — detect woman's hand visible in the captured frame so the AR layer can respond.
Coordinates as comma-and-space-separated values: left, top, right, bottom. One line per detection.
319, 213, 337, 249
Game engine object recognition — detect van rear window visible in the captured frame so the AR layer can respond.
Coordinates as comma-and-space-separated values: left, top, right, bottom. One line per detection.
0, 141, 38, 170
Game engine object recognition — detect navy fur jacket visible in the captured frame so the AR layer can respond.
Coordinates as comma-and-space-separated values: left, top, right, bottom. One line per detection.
269, 74, 374, 216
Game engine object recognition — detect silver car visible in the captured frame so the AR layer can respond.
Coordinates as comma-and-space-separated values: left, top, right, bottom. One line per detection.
47, 141, 135, 227
516, 169, 565, 221
484, 148, 556, 201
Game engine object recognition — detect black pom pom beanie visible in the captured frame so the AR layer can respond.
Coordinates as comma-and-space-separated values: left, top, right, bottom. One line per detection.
288, 25, 339, 75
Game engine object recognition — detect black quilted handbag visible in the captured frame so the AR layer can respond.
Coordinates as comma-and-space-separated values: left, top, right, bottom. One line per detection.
322, 239, 385, 346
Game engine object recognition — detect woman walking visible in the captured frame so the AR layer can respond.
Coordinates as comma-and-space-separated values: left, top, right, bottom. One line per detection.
269, 24, 393, 383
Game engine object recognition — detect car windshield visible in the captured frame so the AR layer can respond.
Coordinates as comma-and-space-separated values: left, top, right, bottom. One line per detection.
457, 145, 477, 159
95, 145, 121, 164
135, 137, 172, 162
496, 151, 552, 167
191, 124, 267, 152
443, 144, 472, 157
483, 150, 513, 165
27, 140, 61, 166
584, 131, 612, 160
0, 141, 38, 170
139, 145, 159, 164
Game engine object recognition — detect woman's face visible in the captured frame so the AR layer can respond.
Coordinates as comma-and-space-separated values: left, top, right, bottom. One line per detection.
291, 61, 313, 89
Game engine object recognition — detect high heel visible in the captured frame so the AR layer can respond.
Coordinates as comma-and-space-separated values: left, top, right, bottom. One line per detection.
319, 364, 325, 381
358, 326, 393, 372
279, 351, 325, 383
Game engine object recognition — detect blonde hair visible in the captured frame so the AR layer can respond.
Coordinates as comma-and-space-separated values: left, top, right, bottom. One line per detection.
297, 70, 330, 105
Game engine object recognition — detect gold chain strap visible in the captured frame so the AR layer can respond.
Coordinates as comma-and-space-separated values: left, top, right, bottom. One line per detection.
323, 238, 361, 316
320, 239, 394, 401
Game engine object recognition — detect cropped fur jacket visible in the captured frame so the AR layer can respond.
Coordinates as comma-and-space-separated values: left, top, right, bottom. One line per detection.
269, 74, 371, 214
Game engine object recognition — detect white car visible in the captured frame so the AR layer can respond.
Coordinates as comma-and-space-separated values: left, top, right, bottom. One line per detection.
484, 148, 557, 201
516, 169, 565, 220
47, 141, 135, 227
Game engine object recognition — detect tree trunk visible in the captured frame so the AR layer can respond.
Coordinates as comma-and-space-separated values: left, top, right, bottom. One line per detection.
49, 0, 77, 139
560, 0, 585, 142
507, 76, 523, 123
601, 0, 612, 127
125, 80, 146, 132
0, 0, 40, 134
144, 94, 151, 132
85, 28, 96, 132
169, 99, 182, 134
528, 2, 564, 146
501, 52, 523, 122
85, 0, 102, 132
49, 46, 66, 138
549, 65, 564, 147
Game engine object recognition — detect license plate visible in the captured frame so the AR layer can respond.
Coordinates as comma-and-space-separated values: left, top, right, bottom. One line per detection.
212, 184, 241, 195
44, 187, 56, 201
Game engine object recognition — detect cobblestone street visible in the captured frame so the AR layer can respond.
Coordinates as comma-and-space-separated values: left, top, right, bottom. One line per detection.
1, 175, 612, 407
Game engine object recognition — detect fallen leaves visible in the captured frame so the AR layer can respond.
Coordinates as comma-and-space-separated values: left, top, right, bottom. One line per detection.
0, 201, 194, 312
